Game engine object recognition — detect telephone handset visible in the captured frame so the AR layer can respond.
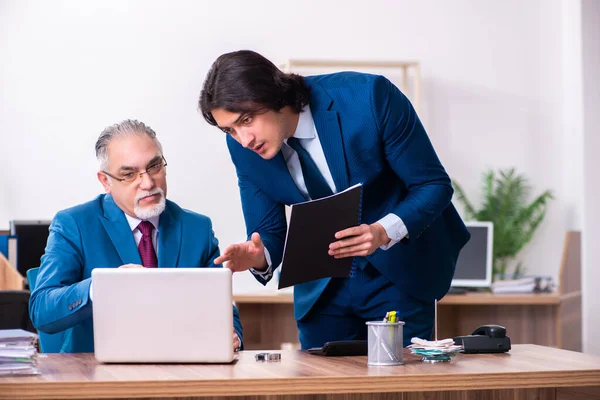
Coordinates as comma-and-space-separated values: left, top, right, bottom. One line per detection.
471, 324, 507, 338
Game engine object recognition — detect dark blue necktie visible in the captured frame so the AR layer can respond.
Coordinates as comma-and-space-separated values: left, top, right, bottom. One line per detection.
287, 137, 333, 200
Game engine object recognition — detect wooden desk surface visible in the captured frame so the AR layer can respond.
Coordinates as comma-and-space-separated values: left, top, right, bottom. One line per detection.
233, 291, 578, 305
1, 345, 599, 399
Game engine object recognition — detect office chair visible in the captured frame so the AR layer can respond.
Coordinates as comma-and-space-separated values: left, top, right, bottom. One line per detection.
0, 290, 32, 331
26, 267, 65, 353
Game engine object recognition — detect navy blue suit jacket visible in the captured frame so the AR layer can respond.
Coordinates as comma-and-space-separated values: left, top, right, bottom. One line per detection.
29, 194, 243, 353
227, 72, 470, 320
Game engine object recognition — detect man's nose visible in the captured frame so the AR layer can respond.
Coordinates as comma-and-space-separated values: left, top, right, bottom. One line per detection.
239, 129, 255, 149
139, 171, 155, 190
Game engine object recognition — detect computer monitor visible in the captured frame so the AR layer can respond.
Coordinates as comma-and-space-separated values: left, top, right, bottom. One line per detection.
9, 220, 51, 277
451, 221, 494, 288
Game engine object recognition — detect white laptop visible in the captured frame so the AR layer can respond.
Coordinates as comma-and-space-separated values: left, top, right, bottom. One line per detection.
91, 268, 234, 363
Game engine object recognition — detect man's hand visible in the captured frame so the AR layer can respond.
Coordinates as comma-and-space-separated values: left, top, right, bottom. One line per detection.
214, 232, 267, 273
233, 329, 241, 352
118, 264, 144, 269
328, 223, 390, 258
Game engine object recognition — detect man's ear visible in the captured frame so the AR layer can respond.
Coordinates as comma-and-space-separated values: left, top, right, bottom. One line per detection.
97, 171, 112, 194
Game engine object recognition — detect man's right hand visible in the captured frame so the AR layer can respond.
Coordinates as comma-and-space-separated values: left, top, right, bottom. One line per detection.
214, 232, 268, 273
118, 264, 144, 269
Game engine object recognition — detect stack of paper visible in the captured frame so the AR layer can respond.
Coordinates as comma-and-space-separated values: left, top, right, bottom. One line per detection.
408, 337, 463, 363
492, 277, 537, 294
408, 337, 463, 355
0, 329, 40, 376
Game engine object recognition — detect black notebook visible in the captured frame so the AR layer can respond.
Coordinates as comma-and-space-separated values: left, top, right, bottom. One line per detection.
278, 183, 363, 289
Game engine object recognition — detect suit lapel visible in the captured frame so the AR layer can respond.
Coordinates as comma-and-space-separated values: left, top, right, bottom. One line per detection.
99, 195, 141, 265
312, 109, 350, 191
157, 203, 181, 268
307, 78, 350, 191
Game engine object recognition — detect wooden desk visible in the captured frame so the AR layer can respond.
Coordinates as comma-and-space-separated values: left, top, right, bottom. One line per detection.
234, 291, 582, 351
1, 345, 599, 399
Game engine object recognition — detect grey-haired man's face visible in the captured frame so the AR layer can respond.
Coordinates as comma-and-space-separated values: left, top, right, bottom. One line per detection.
97, 134, 167, 219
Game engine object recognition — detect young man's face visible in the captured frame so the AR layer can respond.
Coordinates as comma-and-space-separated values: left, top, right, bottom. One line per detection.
211, 108, 295, 160
97, 134, 168, 219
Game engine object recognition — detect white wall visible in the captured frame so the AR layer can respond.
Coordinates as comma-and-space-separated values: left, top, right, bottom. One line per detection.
561, 1, 584, 232
581, 0, 600, 356
0, 1, 589, 301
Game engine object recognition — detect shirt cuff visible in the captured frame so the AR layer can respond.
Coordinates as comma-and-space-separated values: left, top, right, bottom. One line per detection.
377, 213, 409, 250
250, 247, 273, 279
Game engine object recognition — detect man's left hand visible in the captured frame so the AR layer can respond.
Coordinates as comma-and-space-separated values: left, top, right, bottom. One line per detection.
233, 329, 241, 352
328, 223, 390, 258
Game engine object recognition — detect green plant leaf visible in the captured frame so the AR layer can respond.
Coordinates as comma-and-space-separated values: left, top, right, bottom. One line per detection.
513, 262, 525, 278
453, 168, 553, 279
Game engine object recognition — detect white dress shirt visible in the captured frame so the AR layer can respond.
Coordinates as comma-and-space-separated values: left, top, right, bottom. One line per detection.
253, 106, 408, 277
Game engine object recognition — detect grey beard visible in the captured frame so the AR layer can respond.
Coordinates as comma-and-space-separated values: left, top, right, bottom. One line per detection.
134, 188, 166, 219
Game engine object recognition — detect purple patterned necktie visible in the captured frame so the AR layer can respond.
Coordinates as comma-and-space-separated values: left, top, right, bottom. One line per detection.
137, 221, 157, 268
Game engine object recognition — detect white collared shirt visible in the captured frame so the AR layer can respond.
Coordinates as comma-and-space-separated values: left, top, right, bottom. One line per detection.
281, 106, 337, 197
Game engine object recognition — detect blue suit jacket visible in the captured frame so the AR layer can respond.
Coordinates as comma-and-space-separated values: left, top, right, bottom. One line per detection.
29, 194, 243, 353
227, 72, 470, 320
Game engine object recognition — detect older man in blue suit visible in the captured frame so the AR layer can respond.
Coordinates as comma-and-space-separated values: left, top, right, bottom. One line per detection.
199, 51, 470, 349
29, 119, 243, 353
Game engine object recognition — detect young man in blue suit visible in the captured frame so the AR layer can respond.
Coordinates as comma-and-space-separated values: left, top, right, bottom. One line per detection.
29, 119, 243, 353
199, 51, 470, 349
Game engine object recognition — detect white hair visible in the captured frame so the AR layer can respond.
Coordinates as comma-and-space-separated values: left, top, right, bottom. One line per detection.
95, 119, 164, 170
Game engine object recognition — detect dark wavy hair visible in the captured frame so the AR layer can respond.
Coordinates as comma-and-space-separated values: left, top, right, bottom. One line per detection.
199, 50, 311, 126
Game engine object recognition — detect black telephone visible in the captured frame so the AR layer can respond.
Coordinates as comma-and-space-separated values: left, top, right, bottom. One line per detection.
453, 324, 511, 354
307, 340, 368, 356
472, 324, 507, 338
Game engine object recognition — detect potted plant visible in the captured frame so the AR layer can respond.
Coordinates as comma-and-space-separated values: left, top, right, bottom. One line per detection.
452, 168, 553, 279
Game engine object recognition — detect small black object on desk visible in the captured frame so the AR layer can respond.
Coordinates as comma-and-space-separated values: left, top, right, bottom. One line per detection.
453, 324, 511, 354
255, 352, 281, 361
308, 340, 368, 356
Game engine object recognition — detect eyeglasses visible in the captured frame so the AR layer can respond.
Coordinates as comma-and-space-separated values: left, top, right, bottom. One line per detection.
103, 156, 167, 184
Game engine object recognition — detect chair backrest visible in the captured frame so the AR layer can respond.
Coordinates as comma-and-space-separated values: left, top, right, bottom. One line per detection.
26, 267, 64, 353
26, 267, 38, 291
0, 290, 31, 331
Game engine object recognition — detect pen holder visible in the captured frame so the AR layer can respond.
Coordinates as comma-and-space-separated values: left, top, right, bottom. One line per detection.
366, 321, 404, 366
